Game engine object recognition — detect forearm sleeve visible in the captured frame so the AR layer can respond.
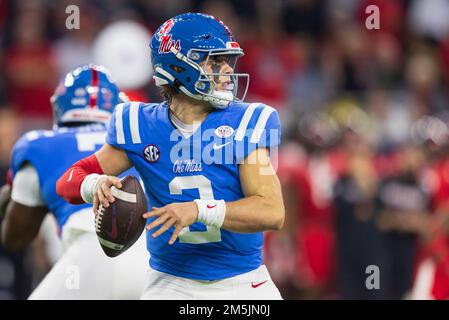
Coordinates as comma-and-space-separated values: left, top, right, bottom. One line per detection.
56, 154, 104, 204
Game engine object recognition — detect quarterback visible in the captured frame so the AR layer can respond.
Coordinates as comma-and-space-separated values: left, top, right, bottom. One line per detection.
57, 13, 285, 299
1, 65, 147, 299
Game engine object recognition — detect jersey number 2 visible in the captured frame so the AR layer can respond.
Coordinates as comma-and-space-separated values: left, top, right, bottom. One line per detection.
169, 176, 222, 244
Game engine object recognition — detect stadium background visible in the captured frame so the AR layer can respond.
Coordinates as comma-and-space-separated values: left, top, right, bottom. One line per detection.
2, 0, 449, 300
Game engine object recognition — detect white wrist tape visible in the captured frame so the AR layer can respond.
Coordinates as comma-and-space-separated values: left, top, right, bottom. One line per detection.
80, 174, 107, 204
194, 199, 226, 228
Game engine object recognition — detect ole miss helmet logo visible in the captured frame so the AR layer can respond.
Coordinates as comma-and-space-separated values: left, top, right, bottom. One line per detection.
159, 35, 181, 54
157, 18, 181, 54
143, 144, 160, 163
157, 19, 175, 39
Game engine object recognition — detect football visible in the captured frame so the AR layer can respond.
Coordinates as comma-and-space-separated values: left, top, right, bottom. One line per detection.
95, 175, 147, 257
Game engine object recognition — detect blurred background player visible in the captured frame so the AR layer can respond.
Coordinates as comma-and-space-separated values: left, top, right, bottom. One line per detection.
57, 13, 285, 300
0, 64, 148, 299
0, 109, 34, 299
409, 112, 449, 300
331, 104, 428, 300
265, 109, 343, 299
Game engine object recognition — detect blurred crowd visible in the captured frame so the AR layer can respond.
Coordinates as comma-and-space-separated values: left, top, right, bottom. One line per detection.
2, 0, 449, 299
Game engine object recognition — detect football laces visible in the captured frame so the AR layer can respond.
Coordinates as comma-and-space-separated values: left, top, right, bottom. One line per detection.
95, 205, 105, 233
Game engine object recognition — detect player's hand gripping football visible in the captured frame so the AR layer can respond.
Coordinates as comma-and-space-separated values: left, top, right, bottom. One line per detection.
93, 176, 122, 215
143, 202, 199, 245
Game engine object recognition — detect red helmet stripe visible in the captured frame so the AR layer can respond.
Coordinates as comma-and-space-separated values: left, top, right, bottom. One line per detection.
214, 17, 233, 41
89, 68, 99, 109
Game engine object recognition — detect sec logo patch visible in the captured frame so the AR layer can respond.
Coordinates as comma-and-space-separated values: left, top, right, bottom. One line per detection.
143, 144, 160, 163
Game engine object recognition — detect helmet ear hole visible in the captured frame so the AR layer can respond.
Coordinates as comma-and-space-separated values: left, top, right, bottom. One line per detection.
170, 65, 185, 73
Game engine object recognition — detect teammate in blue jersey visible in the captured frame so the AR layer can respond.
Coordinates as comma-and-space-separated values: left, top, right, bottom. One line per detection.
1, 64, 148, 299
57, 13, 285, 299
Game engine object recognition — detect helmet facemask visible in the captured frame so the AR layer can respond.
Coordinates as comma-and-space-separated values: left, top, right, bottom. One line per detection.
167, 46, 249, 109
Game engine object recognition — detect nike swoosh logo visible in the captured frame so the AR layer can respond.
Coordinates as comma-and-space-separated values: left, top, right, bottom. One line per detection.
207, 204, 216, 209
67, 168, 74, 182
105, 206, 118, 240
213, 142, 231, 150
251, 280, 268, 288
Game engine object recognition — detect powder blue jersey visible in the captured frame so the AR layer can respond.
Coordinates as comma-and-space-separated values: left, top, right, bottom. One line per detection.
106, 101, 281, 280
10, 124, 135, 233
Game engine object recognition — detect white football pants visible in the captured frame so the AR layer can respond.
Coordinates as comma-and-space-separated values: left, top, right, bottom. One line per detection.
28, 208, 149, 300
140, 264, 283, 300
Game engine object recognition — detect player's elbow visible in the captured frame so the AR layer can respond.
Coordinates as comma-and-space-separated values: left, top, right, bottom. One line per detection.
264, 201, 285, 231
271, 207, 285, 231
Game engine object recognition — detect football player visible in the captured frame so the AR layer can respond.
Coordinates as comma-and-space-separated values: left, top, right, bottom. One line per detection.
57, 13, 285, 299
1, 64, 148, 299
